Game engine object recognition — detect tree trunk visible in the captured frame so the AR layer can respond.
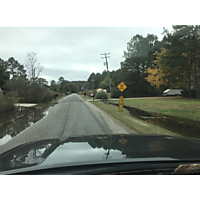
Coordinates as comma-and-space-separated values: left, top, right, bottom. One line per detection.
189, 87, 192, 98
188, 56, 192, 98
194, 53, 200, 98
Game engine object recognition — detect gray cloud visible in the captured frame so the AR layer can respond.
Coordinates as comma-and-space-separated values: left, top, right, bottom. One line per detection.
41, 68, 91, 82
0, 27, 172, 82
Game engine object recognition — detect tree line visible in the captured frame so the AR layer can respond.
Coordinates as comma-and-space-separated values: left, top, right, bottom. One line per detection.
87, 25, 200, 98
0, 52, 88, 112
0, 53, 56, 108
49, 77, 88, 95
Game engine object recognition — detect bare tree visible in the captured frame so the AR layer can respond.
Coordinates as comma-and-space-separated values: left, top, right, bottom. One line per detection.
25, 52, 43, 83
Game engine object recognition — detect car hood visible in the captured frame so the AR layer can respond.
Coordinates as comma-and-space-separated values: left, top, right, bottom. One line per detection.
1, 134, 200, 173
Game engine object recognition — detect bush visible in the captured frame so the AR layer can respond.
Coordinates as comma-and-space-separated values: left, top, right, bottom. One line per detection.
0, 94, 16, 112
86, 89, 96, 97
4, 78, 56, 103
111, 87, 120, 98
95, 91, 108, 99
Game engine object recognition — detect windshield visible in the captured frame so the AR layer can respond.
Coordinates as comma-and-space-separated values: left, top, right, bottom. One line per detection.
1, 25, 200, 173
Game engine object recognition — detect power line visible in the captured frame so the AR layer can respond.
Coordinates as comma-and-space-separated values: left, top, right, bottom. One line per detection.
104, 27, 133, 52
102, 27, 144, 74
109, 27, 143, 52
110, 27, 141, 51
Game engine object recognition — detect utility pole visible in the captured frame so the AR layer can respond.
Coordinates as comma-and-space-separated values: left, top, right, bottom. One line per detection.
101, 52, 112, 97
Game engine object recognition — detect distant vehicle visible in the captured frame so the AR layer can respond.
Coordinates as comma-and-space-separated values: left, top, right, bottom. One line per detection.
163, 89, 183, 96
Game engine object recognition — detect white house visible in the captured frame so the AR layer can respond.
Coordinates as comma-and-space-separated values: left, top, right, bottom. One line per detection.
97, 88, 103, 93
97, 88, 107, 93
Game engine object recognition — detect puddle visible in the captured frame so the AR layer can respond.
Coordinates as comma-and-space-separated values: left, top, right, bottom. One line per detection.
0, 102, 53, 142
107, 102, 200, 139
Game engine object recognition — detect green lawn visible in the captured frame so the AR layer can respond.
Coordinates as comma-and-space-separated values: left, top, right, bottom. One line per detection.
91, 101, 180, 137
112, 97, 200, 121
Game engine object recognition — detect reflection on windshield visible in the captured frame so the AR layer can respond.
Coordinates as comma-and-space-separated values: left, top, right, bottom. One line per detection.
0, 139, 59, 172
2, 134, 200, 172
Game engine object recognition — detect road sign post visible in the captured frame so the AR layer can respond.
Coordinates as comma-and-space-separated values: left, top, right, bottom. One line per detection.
119, 96, 123, 111
117, 82, 127, 111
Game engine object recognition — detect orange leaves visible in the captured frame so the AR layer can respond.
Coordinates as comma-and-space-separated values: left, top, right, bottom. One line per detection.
145, 67, 167, 89
145, 48, 170, 90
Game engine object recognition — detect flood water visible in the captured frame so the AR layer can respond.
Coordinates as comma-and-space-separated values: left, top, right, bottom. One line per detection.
107, 102, 200, 139
0, 102, 54, 145
1, 100, 200, 145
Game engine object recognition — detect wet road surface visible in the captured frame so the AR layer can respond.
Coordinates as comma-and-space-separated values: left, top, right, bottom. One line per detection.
0, 94, 135, 155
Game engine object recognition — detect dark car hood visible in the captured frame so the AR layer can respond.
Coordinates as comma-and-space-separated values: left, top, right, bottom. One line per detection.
1, 134, 200, 174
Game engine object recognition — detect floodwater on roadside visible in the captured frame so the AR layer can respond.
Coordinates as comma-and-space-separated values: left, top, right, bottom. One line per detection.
107, 102, 200, 139
0, 102, 54, 145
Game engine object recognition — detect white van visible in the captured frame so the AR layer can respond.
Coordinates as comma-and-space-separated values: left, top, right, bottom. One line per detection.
163, 89, 183, 96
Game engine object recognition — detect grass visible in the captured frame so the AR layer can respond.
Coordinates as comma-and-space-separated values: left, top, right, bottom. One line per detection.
111, 97, 200, 121
91, 101, 180, 137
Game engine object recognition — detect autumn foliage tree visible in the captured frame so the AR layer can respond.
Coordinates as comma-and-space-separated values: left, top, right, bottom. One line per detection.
145, 48, 186, 91
145, 66, 168, 92
145, 42, 198, 94
86, 26, 200, 98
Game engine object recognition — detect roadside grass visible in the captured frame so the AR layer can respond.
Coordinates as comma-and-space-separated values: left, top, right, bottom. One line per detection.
91, 101, 180, 137
111, 97, 200, 121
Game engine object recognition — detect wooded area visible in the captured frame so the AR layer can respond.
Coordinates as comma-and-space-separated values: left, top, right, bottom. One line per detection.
87, 26, 200, 98
0, 52, 88, 112
1, 26, 200, 112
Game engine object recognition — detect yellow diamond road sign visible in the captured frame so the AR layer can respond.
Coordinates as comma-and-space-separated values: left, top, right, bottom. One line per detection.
119, 138, 128, 145
117, 82, 127, 92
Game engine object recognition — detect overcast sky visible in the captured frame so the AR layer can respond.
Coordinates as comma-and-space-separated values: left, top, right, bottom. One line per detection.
0, 26, 174, 83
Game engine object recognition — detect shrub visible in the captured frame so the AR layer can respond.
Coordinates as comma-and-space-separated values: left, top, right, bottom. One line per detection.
86, 89, 97, 97
4, 78, 56, 103
95, 91, 108, 99
111, 87, 120, 98
0, 94, 16, 112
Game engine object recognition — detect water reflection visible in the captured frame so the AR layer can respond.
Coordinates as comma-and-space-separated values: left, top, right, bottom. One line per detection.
0, 135, 12, 145
0, 139, 59, 171
107, 102, 200, 139
0, 103, 53, 142
1, 134, 200, 172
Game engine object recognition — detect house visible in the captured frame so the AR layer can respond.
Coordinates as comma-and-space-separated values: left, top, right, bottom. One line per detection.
97, 88, 107, 93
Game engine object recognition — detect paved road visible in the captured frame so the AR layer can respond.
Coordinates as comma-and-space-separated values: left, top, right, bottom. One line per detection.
0, 94, 135, 155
